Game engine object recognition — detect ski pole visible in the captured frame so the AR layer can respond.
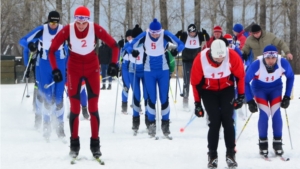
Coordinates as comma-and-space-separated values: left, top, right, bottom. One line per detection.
26, 78, 30, 97
22, 52, 33, 82
21, 82, 29, 103
180, 115, 197, 133
284, 109, 293, 149
112, 66, 121, 133
236, 113, 252, 142
44, 81, 55, 89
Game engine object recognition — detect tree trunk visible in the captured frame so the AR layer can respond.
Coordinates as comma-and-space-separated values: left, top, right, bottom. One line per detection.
94, 0, 100, 24
181, 0, 184, 30
194, 0, 201, 29
56, 0, 62, 20
24, 0, 31, 33
129, 0, 133, 28
152, 0, 155, 19
125, 0, 130, 32
139, 0, 143, 26
269, 0, 273, 32
159, 0, 168, 30
108, 0, 111, 33
242, 0, 246, 26
226, 0, 233, 33
254, 0, 258, 22
259, 0, 266, 30
288, 1, 298, 73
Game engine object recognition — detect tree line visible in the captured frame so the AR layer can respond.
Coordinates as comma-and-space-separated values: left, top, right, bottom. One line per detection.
1, 0, 299, 72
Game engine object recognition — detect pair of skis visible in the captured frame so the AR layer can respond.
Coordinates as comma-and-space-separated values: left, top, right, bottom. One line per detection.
261, 154, 290, 161
71, 156, 105, 165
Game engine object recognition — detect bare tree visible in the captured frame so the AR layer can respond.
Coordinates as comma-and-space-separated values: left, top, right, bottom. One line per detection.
159, 0, 168, 30
94, 0, 100, 24
260, 0, 266, 30
56, 0, 62, 19
181, 0, 185, 30
226, 0, 233, 33
254, 0, 258, 22
194, 0, 201, 29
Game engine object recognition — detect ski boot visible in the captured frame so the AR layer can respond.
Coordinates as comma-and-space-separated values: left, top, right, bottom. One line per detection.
207, 150, 218, 169
148, 122, 156, 137
107, 84, 112, 90
161, 119, 171, 136
34, 114, 42, 130
56, 122, 66, 138
82, 106, 89, 119
132, 116, 140, 135
101, 84, 106, 90
70, 137, 80, 158
226, 149, 238, 168
259, 138, 269, 156
121, 101, 128, 113
273, 138, 284, 156
90, 137, 102, 158
43, 121, 51, 141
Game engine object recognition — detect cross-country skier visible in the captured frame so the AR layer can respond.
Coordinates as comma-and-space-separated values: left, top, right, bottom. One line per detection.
191, 39, 245, 168
19, 11, 68, 140
245, 45, 294, 157
175, 24, 210, 110
48, 6, 119, 158
125, 18, 184, 138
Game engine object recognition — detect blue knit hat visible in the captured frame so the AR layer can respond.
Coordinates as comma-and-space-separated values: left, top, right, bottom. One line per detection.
263, 45, 278, 58
149, 18, 162, 34
233, 23, 243, 33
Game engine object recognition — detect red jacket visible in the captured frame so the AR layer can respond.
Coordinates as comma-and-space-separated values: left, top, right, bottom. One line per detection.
191, 48, 245, 102
235, 30, 247, 50
49, 23, 119, 70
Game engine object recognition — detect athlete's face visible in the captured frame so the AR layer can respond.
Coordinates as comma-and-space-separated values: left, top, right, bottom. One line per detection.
75, 21, 88, 32
252, 31, 262, 39
48, 22, 58, 30
264, 57, 277, 67
212, 57, 225, 63
213, 32, 222, 39
150, 33, 160, 39
188, 31, 196, 37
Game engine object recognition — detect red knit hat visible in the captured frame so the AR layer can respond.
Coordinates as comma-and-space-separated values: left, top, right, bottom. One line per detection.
223, 34, 232, 41
74, 6, 90, 22
213, 26, 222, 33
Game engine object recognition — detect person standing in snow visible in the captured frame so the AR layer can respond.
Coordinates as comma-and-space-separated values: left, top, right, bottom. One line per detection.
125, 18, 184, 138
191, 39, 245, 168
48, 6, 119, 158
98, 41, 113, 90
245, 45, 294, 157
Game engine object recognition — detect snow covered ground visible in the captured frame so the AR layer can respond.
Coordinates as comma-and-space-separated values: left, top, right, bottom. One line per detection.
1, 77, 300, 169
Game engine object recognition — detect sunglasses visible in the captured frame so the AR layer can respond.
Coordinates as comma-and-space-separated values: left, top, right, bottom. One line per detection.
49, 22, 58, 26
75, 15, 90, 23
149, 29, 162, 35
263, 51, 278, 58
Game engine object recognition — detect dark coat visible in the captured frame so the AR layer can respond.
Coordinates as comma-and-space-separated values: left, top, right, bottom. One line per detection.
98, 43, 112, 64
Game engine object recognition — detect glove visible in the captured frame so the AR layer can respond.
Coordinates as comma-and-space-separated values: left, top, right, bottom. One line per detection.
107, 63, 119, 77
234, 94, 244, 109
194, 102, 205, 117
242, 53, 248, 61
170, 49, 178, 56
175, 30, 182, 37
131, 50, 140, 58
280, 96, 290, 109
202, 28, 207, 35
247, 99, 258, 113
28, 42, 37, 52
118, 39, 124, 48
52, 69, 63, 82
25, 69, 30, 78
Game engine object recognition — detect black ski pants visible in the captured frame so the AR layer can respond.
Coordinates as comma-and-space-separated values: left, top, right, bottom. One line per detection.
201, 86, 236, 152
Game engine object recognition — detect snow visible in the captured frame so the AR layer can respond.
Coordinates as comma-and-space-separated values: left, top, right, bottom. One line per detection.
1, 77, 300, 169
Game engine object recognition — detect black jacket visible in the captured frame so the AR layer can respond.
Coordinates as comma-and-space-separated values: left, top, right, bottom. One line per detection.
98, 43, 112, 64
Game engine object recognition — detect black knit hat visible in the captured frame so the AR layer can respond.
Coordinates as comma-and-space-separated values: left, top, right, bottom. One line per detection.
125, 29, 132, 37
132, 24, 143, 38
48, 11, 60, 23
251, 24, 261, 33
187, 24, 197, 32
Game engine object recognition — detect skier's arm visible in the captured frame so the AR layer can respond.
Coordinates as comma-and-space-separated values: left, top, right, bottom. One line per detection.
94, 24, 119, 64
125, 32, 146, 54
163, 30, 185, 52
190, 53, 204, 102
244, 61, 260, 101
49, 25, 70, 70
281, 58, 295, 97
229, 49, 245, 95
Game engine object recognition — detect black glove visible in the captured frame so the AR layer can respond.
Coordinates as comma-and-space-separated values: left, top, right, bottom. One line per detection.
107, 63, 119, 77
234, 94, 245, 109
52, 69, 63, 82
170, 49, 178, 56
194, 102, 205, 117
175, 30, 182, 38
202, 28, 207, 35
280, 96, 290, 109
247, 99, 258, 113
25, 69, 30, 78
28, 42, 37, 52
118, 39, 124, 48
242, 53, 248, 61
131, 50, 140, 58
